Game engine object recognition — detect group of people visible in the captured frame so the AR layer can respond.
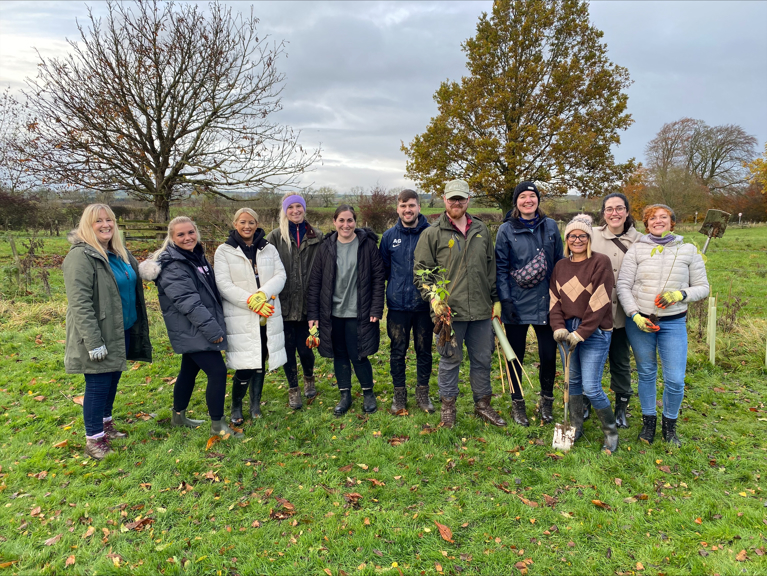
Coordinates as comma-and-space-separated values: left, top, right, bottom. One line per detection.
63, 181, 708, 460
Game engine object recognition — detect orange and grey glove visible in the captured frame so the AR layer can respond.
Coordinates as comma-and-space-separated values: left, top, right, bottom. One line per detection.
431, 299, 450, 317
306, 325, 320, 349
553, 329, 569, 343
655, 290, 684, 309
632, 313, 659, 333
492, 301, 502, 320
247, 292, 275, 318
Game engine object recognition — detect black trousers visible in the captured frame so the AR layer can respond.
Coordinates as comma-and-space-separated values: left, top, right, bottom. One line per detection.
174, 351, 227, 420
503, 323, 556, 401
387, 310, 434, 389
608, 327, 633, 397
331, 316, 374, 391
282, 320, 315, 389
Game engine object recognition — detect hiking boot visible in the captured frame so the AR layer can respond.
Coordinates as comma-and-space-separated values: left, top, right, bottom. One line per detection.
362, 388, 378, 414
303, 375, 317, 399
594, 406, 619, 453
614, 394, 630, 429
415, 386, 435, 413
568, 394, 584, 441
230, 375, 249, 425
538, 394, 554, 424
390, 387, 407, 414
583, 395, 591, 420
102, 419, 127, 439
474, 395, 507, 427
249, 370, 265, 419
211, 418, 244, 439
440, 396, 457, 428
511, 399, 529, 427
661, 415, 681, 447
172, 409, 204, 428
334, 389, 353, 417
85, 436, 113, 460
638, 415, 657, 444
288, 387, 303, 410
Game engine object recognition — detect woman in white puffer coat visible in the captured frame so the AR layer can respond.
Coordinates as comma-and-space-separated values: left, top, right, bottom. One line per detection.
214, 208, 287, 425
616, 204, 708, 447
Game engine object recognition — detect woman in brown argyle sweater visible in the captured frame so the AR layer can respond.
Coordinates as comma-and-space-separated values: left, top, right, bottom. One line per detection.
549, 214, 619, 453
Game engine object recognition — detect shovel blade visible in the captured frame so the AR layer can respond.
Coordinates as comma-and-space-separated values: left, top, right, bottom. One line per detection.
552, 423, 576, 452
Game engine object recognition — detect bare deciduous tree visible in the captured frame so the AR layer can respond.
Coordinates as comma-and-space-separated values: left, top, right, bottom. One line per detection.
316, 185, 337, 208
0, 87, 36, 193
24, 0, 320, 221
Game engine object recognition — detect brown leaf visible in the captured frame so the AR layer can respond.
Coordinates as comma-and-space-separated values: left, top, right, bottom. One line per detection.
434, 520, 454, 543
614, 478, 622, 486
65, 555, 75, 567
53, 440, 68, 448
591, 500, 611, 510
393, 408, 409, 416
372, 549, 383, 557
357, 463, 369, 470
72, 395, 85, 406
205, 436, 221, 451
82, 526, 95, 539
517, 495, 538, 508
713, 387, 726, 393
363, 517, 370, 525
275, 497, 295, 513
338, 464, 353, 472
636, 561, 644, 570
343, 493, 363, 507
494, 483, 511, 494
44, 534, 62, 546
389, 435, 409, 446
31, 506, 41, 516
124, 518, 154, 531
735, 549, 748, 562
435, 562, 443, 573
694, 517, 702, 524
366, 478, 386, 487
34, 395, 46, 402
323, 569, 332, 576
546, 453, 563, 460
542, 494, 558, 508
658, 465, 672, 473
635, 493, 648, 500
251, 520, 262, 528
0, 562, 17, 569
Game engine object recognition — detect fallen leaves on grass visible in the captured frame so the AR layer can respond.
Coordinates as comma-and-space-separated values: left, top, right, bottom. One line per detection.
72, 396, 84, 406
591, 500, 611, 510
357, 463, 369, 470
389, 436, 409, 446
542, 494, 558, 508
736, 550, 748, 562
393, 409, 409, 416
123, 518, 154, 532
65, 555, 76, 567
270, 497, 296, 520
34, 395, 46, 402
434, 520, 454, 543
517, 495, 538, 508
614, 478, 622, 486
658, 465, 672, 473
366, 478, 385, 487
52, 440, 68, 448
44, 534, 62, 546
343, 493, 363, 509
82, 526, 95, 539
28, 470, 47, 480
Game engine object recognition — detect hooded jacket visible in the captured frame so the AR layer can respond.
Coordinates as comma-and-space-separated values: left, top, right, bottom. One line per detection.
616, 234, 709, 319
495, 212, 564, 325
306, 228, 385, 360
139, 243, 227, 354
379, 214, 430, 312
63, 232, 152, 374
265, 222, 324, 322
214, 231, 287, 371
413, 212, 497, 322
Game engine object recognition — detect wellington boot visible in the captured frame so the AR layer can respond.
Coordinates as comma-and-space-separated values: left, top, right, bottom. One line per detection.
538, 394, 554, 424
334, 389, 353, 417
362, 388, 378, 414
230, 376, 249, 425
249, 370, 265, 419
84, 436, 113, 460
661, 415, 681, 447
390, 387, 407, 414
474, 395, 507, 427
211, 418, 244, 439
103, 419, 128, 439
638, 414, 657, 444
511, 399, 529, 427
172, 409, 204, 428
614, 394, 630, 429
288, 387, 303, 410
594, 406, 619, 453
440, 396, 457, 428
303, 375, 317, 399
583, 395, 592, 420
568, 394, 584, 440
415, 386, 435, 413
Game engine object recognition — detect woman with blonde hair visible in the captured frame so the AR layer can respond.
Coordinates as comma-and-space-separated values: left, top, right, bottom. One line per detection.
215, 208, 287, 424
139, 216, 240, 438
266, 194, 324, 409
63, 204, 152, 460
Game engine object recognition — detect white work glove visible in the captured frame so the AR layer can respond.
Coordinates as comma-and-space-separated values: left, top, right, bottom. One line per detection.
88, 345, 108, 362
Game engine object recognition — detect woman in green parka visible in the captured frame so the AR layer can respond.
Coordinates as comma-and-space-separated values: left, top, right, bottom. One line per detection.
63, 204, 152, 460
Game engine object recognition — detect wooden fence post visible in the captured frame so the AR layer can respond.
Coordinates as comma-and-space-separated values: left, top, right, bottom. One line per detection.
707, 296, 717, 365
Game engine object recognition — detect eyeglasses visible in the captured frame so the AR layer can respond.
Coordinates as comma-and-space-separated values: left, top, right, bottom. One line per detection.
604, 206, 627, 215
567, 234, 589, 242
446, 197, 468, 205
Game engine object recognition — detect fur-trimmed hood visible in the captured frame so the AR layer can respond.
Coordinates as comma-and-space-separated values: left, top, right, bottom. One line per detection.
138, 257, 163, 282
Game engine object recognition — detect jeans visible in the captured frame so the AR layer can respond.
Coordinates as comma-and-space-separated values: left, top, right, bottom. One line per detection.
564, 319, 612, 410
608, 327, 633, 397
331, 316, 374, 391
387, 310, 434, 389
625, 316, 688, 419
174, 351, 228, 420
504, 323, 557, 400
83, 330, 130, 437
282, 320, 315, 389
437, 319, 493, 401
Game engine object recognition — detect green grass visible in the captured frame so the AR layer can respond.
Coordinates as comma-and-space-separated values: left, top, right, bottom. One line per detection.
0, 229, 765, 575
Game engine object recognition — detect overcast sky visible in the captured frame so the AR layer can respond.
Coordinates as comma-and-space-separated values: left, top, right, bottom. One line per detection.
1, 1, 765, 193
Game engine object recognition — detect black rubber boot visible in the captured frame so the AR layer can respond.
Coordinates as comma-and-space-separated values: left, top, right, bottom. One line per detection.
249, 370, 265, 419
594, 406, 619, 453
230, 375, 249, 425
390, 387, 407, 414
638, 415, 657, 444
362, 388, 378, 414
511, 399, 529, 427
538, 394, 554, 424
568, 394, 584, 440
334, 389, 353, 417
583, 395, 591, 421
415, 386, 435, 413
661, 415, 681, 447
614, 394, 630, 429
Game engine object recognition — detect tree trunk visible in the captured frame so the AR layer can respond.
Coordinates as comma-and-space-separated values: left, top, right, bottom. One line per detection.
154, 194, 170, 223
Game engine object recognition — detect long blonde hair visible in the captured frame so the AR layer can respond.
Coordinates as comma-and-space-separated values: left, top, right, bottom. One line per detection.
75, 204, 129, 263
152, 216, 201, 260
279, 192, 306, 250
232, 207, 259, 227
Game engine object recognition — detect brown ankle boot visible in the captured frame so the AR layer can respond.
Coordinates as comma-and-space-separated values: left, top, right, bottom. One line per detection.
415, 386, 435, 413
288, 387, 303, 410
474, 396, 507, 427
511, 399, 529, 427
303, 375, 317, 399
440, 396, 457, 428
102, 419, 127, 439
84, 436, 113, 460
390, 387, 407, 414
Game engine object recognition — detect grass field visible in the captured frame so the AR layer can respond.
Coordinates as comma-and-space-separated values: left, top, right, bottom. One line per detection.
0, 225, 765, 575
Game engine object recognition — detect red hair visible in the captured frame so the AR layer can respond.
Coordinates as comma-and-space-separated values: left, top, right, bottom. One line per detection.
642, 205, 676, 232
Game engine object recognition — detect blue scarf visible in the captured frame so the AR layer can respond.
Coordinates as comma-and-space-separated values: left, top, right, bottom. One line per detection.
519, 215, 540, 229
647, 233, 676, 246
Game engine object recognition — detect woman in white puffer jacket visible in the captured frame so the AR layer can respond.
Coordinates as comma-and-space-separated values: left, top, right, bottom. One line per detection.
214, 208, 287, 426
616, 204, 708, 447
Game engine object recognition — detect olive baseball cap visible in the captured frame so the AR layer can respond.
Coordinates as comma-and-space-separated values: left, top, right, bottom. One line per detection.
444, 179, 470, 199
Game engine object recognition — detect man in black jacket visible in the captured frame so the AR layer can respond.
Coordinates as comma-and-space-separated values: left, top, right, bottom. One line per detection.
379, 189, 435, 414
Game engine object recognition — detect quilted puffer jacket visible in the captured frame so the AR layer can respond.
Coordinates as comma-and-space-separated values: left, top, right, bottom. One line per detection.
616, 234, 709, 319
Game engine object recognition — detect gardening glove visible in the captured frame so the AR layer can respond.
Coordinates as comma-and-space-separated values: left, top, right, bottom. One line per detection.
88, 345, 108, 362
247, 292, 274, 318
306, 325, 320, 349
632, 313, 660, 333
431, 299, 450, 318
552, 329, 569, 343
492, 301, 502, 321
655, 290, 684, 309
566, 331, 583, 351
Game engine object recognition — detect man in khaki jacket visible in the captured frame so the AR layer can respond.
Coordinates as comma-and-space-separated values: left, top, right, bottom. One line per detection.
413, 179, 506, 428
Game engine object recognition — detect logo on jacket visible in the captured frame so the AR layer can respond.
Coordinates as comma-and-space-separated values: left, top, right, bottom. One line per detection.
392, 238, 401, 248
